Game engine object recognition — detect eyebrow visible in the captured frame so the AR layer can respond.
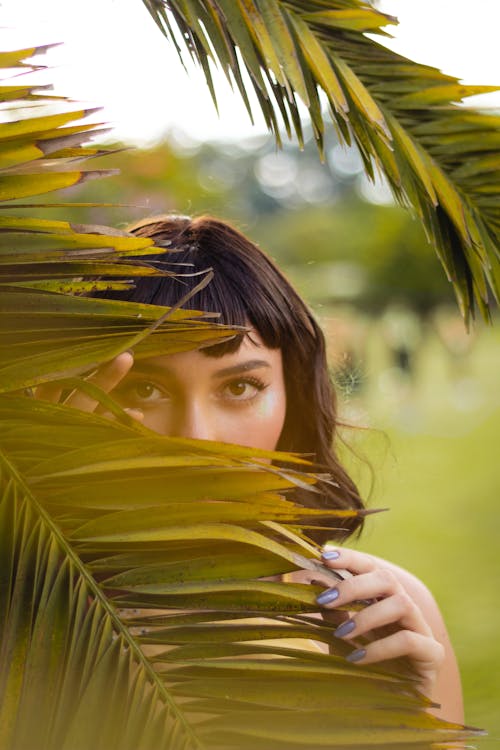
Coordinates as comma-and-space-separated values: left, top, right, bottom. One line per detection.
132, 358, 271, 379
211, 359, 271, 378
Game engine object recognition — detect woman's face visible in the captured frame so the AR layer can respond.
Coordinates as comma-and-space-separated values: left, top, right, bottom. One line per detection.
112, 332, 287, 450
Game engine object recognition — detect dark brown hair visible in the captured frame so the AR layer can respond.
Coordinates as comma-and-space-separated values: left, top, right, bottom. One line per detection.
94, 214, 364, 541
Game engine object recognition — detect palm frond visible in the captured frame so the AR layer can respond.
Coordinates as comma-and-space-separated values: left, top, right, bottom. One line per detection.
144, 0, 500, 323
1, 396, 481, 749
0, 440, 202, 750
0, 45, 484, 749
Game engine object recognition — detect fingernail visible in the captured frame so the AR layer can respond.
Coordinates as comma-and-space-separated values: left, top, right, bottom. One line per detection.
316, 587, 339, 605
334, 619, 356, 638
346, 648, 366, 663
321, 549, 340, 561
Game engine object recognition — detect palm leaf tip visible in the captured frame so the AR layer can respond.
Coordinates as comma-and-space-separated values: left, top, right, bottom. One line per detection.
146, 1, 500, 321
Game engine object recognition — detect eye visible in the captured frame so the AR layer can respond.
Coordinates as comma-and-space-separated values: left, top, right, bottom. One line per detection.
134, 381, 162, 401
114, 379, 165, 404
221, 377, 267, 402
227, 381, 249, 397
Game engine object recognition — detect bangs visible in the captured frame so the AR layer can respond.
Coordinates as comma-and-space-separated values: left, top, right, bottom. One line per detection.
89, 214, 314, 357
93, 247, 288, 357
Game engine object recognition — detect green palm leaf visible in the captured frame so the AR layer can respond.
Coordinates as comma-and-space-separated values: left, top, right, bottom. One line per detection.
143, 0, 500, 323
1, 397, 480, 749
0, 45, 484, 749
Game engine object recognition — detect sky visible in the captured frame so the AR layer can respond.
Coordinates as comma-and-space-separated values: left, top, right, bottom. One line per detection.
1, 0, 499, 145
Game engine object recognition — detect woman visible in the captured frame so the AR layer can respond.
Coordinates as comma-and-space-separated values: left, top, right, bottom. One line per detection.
35, 214, 463, 722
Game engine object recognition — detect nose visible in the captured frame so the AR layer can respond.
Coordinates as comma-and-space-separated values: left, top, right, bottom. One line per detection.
170, 401, 215, 441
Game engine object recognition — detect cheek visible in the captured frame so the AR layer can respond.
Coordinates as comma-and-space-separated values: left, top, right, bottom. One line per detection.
229, 389, 287, 451
257, 389, 286, 429
139, 409, 170, 435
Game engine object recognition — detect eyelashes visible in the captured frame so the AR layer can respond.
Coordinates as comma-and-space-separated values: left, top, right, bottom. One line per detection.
221, 375, 268, 402
113, 374, 269, 406
113, 379, 164, 404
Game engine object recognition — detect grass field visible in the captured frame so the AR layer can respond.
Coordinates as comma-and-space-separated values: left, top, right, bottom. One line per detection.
328, 313, 500, 742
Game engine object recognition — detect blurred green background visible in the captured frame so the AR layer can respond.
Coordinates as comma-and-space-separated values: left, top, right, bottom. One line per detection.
337, 317, 500, 740
45, 128, 499, 739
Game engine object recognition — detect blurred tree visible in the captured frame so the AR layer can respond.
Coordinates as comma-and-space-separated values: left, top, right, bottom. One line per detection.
256, 199, 455, 313
59, 133, 454, 313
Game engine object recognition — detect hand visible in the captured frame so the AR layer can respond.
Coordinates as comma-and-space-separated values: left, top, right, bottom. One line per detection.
315, 546, 445, 698
33, 352, 144, 423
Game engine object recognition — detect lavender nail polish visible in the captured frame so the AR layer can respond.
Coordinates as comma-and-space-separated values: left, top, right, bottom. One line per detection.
334, 619, 355, 638
321, 549, 340, 561
346, 648, 366, 663
316, 587, 339, 605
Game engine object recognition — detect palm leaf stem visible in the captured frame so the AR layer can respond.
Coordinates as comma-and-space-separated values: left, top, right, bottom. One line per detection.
0, 447, 205, 749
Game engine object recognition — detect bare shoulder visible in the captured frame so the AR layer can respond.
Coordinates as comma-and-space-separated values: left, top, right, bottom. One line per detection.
366, 553, 447, 636
365, 552, 464, 723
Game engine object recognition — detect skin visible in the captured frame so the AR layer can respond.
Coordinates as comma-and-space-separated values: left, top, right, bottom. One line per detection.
34, 337, 463, 724
36, 336, 286, 449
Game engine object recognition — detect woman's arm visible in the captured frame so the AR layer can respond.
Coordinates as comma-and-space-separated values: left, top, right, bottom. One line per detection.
314, 547, 464, 724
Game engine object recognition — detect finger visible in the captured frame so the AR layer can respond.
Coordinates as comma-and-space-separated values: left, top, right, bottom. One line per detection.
345, 630, 445, 671
334, 592, 433, 641
65, 352, 134, 413
33, 382, 64, 403
321, 546, 378, 575
316, 568, 403, 609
